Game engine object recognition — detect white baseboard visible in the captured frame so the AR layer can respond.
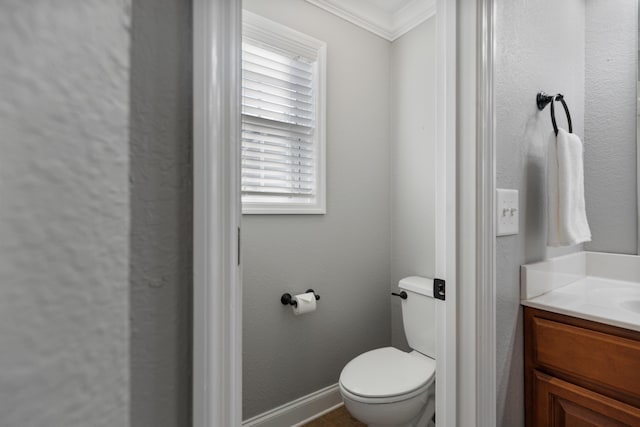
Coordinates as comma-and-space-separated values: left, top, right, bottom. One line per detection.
242, 384, 343, 427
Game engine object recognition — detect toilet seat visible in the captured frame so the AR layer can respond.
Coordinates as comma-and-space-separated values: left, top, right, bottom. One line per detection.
339, 347, 436, 404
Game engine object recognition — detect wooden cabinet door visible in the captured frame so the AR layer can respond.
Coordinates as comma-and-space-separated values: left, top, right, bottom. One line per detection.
533, 371, 640, 427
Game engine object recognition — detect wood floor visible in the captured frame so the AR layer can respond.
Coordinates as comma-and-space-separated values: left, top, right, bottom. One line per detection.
303, 405, 365, 426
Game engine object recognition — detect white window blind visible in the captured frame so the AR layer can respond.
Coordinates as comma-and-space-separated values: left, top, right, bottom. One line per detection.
241, 12, 326, 214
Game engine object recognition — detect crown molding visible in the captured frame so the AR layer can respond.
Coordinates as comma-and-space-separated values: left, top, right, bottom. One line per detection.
304, 0, 435, 42
391, 0, 436, 41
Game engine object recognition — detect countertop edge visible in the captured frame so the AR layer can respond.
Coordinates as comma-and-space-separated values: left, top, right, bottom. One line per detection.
520, 299, 640, 333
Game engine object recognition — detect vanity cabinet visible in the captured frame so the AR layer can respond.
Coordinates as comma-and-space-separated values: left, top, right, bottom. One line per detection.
524, 307, 640, 426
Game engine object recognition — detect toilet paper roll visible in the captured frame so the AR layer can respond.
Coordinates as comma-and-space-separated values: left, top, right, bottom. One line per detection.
292, 292, 317, 315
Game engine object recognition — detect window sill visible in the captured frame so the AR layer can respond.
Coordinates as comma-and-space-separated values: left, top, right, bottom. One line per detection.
242, 203, 326, 215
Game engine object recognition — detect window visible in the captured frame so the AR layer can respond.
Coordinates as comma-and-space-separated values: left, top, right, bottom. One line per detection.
241, 12, 326, 214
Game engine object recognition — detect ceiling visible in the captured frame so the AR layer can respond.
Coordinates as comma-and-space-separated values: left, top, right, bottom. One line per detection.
304, 0, 436, 41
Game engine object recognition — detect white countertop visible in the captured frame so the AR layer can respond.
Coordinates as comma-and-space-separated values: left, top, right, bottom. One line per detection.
521, 252, 640, 332
522, 276, 640, 332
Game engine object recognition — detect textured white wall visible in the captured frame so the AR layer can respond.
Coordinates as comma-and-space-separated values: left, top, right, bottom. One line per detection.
0, 1, 131, 426
389, 20, 436, 350
584, 0, 638, 255
495, 1, 586, 425
129, 0, 193, 425
242, 0, 392, 419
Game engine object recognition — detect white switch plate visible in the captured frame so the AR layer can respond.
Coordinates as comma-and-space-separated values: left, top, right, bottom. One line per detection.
496, 189, 519, 236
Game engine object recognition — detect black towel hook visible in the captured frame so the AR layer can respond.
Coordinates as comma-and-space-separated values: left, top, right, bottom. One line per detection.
536, 92, 572, 136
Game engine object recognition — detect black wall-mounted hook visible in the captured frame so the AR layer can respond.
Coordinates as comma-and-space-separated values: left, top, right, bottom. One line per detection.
536, 91, 555, 110
536, 91, 573, 136
280, 289, 320, 307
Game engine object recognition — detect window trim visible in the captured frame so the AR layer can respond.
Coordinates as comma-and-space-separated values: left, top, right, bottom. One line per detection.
241, 11, 326, 215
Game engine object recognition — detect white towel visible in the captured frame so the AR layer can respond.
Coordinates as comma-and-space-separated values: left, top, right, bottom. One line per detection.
547, 128, 591, 247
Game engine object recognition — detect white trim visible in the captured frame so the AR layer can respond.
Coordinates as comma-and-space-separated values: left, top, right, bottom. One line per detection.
391, 1, 437, 41
476, 0, 497, 425
242, 203, 326, 215
435, 0, 457, 425
193, 0, 242, 426
242, 384, 343, 427
455, 0, 478, 424
304, 0, 435, 42
243, 11, 325, 59
304, 0, 391, 40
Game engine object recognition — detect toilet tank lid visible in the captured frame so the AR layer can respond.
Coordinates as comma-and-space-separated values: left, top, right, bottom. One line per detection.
398, 276, 434, 297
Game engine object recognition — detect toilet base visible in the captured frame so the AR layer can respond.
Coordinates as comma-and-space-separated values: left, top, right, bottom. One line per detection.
367, 399, 435, 427
342, 391, 435, 427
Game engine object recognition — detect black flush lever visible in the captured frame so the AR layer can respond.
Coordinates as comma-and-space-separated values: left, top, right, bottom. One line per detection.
391, 291, 408, 300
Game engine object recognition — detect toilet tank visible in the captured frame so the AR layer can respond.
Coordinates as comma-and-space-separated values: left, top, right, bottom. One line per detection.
398, 276, 436, 358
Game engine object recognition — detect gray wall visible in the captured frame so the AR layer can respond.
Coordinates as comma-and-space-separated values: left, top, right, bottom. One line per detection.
390, 20, 436, 350
241, 0, 392, 419
0, 1, 131, 426
584, 0, 638, 254
129, 0, 193, 425
495, 1, 586, 425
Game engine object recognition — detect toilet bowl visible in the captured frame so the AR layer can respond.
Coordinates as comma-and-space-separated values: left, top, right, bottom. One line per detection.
339, 277, 437, 427
339, 347, 435, 427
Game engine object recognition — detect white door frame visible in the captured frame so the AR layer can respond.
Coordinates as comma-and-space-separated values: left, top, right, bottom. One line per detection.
435, 0, 458, 425
456, 0, 498, 423
192, 0, 242, 426
475, 0, 497, 425
192, 0, 464, 425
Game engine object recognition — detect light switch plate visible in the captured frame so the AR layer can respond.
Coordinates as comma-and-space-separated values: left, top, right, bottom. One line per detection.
496, 189, 519, 236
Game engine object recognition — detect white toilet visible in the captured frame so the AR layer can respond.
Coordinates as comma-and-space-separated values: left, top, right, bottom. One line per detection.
339, 277, 437, 427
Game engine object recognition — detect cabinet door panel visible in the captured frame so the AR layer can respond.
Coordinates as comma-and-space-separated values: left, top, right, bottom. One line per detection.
554, 398, 628, 427
533, 371, 640, 427
532, 317, 640, 400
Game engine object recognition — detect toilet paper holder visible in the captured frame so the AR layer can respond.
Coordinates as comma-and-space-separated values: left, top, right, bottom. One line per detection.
281, 289, 320, 307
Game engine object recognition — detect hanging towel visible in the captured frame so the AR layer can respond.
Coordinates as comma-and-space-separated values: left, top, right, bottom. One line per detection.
547, 128, 591, 247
